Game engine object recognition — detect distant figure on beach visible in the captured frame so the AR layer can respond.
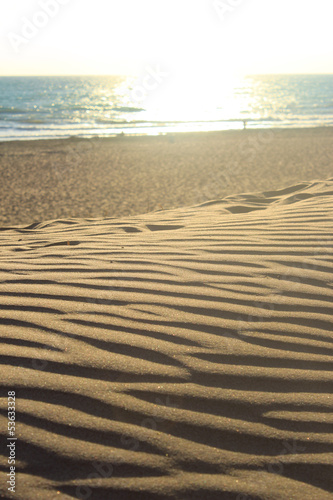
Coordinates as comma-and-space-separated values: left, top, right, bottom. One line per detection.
243, 120, 247, 130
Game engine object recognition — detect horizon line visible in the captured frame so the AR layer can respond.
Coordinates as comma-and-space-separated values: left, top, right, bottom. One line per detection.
1, 72, 333, 78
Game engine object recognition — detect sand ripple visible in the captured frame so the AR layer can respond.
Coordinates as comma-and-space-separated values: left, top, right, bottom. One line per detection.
0, 179, 332, 499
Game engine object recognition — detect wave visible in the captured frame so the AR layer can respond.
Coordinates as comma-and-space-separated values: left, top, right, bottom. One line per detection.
112, 106, 145, 112
1, 116, 333, 142
17, 119, 48, 125
0, 107, 26, 114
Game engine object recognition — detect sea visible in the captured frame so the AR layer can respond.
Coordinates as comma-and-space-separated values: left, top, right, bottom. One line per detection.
0, 74, 332, 141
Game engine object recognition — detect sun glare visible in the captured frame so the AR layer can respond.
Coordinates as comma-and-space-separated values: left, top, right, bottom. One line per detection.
0, 0, 333, 76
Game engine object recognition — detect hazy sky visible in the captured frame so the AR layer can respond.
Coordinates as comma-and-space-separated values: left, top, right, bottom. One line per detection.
1, 0, 333, 77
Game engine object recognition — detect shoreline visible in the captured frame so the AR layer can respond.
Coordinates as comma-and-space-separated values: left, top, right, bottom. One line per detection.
1, 124, 333, 146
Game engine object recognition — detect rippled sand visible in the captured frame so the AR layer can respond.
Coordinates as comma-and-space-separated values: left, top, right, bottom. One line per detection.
0, 178, 332, 499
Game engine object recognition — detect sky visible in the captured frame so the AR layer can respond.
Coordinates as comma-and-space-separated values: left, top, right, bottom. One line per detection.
1, 0, 333, 77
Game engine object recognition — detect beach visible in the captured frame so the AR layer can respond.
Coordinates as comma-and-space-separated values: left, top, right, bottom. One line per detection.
0, 127, 333, 499
0, 127, 332, 226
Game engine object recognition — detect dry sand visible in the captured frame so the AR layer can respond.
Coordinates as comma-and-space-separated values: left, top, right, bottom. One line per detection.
0, 129, 333, 499
0, 127, 332, 226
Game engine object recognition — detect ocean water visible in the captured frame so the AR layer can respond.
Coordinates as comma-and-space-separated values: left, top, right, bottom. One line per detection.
0, 74, 332, 141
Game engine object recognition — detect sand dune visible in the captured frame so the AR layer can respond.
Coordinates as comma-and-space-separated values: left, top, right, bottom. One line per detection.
0, 179, 333, 499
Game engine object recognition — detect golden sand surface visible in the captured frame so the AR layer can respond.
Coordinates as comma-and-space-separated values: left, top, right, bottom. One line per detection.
0, 175, 332, 499
0, 127, 332, 226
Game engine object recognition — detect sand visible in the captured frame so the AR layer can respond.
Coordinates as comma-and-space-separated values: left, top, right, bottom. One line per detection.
0, 129, 333, 499
0, 127, 332, 226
